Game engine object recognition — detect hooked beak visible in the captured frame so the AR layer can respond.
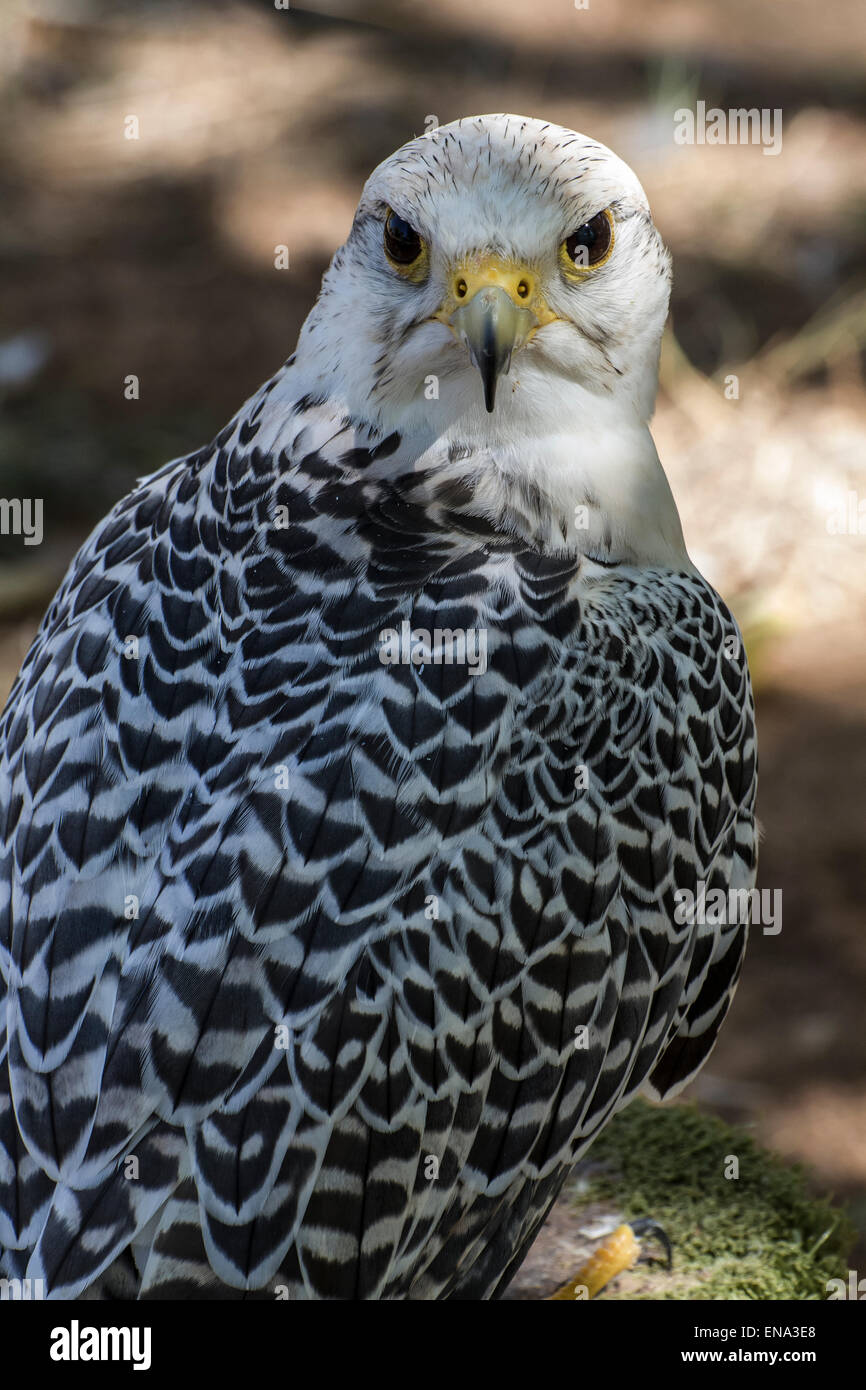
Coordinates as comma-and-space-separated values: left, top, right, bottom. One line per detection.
434, 260, 554, 412
450, 287, 537, 412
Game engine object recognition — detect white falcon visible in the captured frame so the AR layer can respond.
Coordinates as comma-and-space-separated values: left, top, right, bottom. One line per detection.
0, 115, 757, 1299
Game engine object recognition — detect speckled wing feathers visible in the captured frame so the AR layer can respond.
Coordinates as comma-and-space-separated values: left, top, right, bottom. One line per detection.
0, 378, 757, 1299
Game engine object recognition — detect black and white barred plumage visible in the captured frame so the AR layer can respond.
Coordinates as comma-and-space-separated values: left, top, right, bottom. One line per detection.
0, 115, 757, 1299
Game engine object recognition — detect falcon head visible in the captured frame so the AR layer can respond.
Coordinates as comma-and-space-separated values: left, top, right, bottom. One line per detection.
292, 114, 686, 566
299, 114, 671, 431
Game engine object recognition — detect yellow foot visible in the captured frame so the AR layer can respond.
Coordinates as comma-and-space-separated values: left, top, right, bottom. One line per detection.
547, 1218, 672, 1300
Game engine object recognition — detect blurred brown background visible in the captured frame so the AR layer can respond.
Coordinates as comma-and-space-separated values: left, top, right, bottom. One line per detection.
1, 0, 864, 1266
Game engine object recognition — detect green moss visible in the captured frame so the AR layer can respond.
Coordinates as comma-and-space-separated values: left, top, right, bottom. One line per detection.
571, 1100, 855, 1300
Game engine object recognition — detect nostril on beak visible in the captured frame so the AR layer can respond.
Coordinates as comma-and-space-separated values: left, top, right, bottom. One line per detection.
456, 278, 468, 299
517, 279, 530, 299
449, 284, 538, 414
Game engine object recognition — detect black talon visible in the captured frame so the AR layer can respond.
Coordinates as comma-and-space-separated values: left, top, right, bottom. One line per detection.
629, 1218, 673, 1270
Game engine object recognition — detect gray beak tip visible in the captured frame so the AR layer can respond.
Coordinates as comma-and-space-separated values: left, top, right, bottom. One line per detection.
450, 285, 535, 416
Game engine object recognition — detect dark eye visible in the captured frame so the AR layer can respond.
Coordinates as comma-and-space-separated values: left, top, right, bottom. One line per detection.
564, 210, 613, 269
384, 209, 423, 266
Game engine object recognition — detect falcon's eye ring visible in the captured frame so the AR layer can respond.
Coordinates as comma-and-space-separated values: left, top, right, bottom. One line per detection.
561, 209, 614, 275
384, 209, 425, 271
